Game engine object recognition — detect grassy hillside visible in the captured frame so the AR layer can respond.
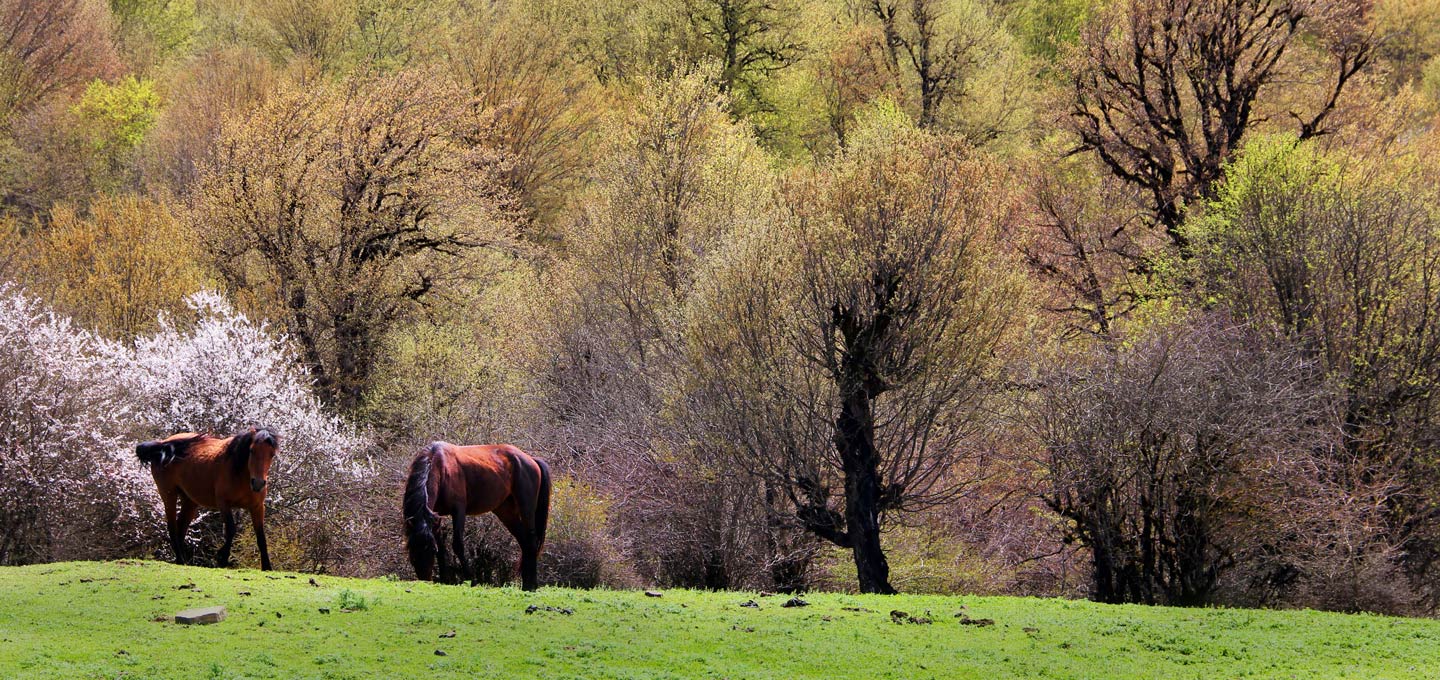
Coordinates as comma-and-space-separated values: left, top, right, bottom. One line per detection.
0, 561, 1437, 679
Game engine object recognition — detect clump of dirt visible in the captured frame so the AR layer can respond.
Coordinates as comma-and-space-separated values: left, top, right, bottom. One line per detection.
525, 604, 574, 615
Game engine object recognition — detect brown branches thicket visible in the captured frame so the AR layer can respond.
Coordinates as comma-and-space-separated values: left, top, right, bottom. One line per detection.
1033, 315, 1344, 606
1193, 138, 1440, 606
859, 0, 1000, 130
196, 70, 520, 412
1068, 0, 1374, 247
0, 0, 118, 125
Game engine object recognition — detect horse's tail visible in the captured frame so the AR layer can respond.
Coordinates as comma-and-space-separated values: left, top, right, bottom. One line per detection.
135, 434, 202, 467
403, 445, 441, 580
534, 458, 552, 551
135, 440, 169, 465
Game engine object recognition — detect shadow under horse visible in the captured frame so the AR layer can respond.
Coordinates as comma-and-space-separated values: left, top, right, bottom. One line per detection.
403, 442, 551, 591
135, 428, 279, 570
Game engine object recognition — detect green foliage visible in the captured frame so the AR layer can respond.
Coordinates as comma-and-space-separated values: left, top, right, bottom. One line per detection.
1374, 0, 1440, 86
249, 0, 359, 67
541, 476, 635, 588
72, 76, 160, 179
110, 0, 199, 61
568, 62, 777, 310
1008, 0, 1092, 64
348, 0, 450, 70
361, 260, 541, 443
676, 0, 804, 118
1422, 55, 1440, 107
4, 561, 1440, 678
1189, 131, 1440, 517
833, 524, 1015, 596
1184, 133, 1342, 314
335, 588, 372, 610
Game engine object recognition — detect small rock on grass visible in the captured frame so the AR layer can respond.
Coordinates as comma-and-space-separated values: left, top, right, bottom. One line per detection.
434, 649, 447, 657
175, 606, 226, 625
782, 597, 809, 608
739, 600, 760, 609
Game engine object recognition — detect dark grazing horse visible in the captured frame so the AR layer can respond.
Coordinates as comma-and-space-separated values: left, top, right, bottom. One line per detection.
135, 428, 279, 570
403, 442, 552, 591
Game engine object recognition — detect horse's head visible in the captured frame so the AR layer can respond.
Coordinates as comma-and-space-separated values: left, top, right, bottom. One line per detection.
246, 428, 279, 493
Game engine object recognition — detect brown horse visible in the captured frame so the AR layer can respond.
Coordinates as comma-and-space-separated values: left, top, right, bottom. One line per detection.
403, 442, 551, 591
135, 428, 278, 571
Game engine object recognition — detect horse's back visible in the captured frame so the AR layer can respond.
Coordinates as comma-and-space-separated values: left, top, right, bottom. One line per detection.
143, 434, 246, 509
428, 442, 544, 516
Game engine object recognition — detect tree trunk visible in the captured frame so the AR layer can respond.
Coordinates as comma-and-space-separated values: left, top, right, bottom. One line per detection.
836, 387, 896, 594
331, 293, 377, 414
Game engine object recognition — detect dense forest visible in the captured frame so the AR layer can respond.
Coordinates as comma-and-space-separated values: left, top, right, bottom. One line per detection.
2, 0, 1439, 614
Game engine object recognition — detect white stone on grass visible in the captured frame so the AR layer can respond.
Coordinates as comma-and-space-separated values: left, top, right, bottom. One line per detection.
175, 606, 227, 625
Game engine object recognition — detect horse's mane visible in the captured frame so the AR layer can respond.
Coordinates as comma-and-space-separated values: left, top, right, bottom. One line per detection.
222, 428, 277, 475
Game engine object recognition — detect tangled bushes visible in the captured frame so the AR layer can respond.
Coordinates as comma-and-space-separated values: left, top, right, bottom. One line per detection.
1032, 315, 1401, 609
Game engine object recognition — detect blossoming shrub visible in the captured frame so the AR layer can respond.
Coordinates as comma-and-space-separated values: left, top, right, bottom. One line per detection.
0, 284, 375, 571
0, 283, 151, 564
126, 291, 375, 571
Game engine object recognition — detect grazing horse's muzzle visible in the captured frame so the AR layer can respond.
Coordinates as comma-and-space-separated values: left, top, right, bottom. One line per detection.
251, 478, 266, 492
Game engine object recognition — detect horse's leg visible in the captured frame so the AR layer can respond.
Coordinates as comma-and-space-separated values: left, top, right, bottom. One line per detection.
451, 512, 475, 586
495, 502, 539, 591
251, 504, 272, 571
161, 489, 181, 565
216, 509, 236, 568
434, 522, 453, 584
174, 495, 199, 566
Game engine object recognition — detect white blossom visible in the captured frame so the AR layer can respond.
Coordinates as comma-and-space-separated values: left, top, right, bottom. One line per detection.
0, 283, 374, 565
127, 291, 374, 516
0, 283, 152, 562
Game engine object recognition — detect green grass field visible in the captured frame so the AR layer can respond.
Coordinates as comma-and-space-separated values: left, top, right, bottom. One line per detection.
1, 561, 1437, 679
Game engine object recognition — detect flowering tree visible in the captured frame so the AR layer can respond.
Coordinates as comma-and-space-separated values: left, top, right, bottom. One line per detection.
0, 283, 374, 569
125, 291, 374, 569
128, 291, 373, 516
0, 283, 151, 564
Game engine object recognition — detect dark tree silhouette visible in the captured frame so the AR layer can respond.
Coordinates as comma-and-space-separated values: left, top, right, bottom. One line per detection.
1067, 0, 1373, 247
